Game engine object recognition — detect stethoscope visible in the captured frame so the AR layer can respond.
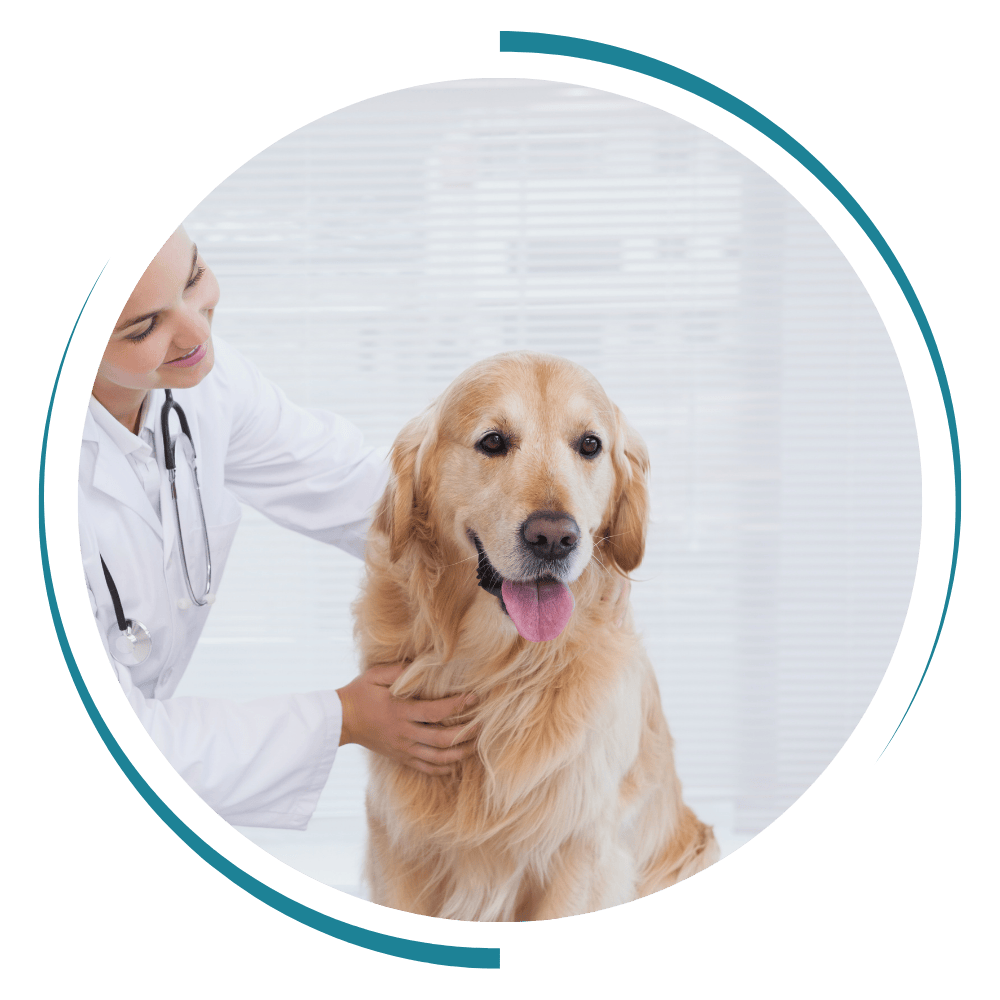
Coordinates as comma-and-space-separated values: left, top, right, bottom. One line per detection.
102, 388, 213, 666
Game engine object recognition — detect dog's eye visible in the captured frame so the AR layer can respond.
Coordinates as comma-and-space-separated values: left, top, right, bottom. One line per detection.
477, 432, 508, 456
579, 435, 602, 458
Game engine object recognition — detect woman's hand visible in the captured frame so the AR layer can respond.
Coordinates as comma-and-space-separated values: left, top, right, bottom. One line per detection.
336, 664, 478, 775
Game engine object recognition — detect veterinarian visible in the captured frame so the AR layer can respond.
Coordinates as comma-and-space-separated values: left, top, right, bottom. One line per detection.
79, 227, 477, 830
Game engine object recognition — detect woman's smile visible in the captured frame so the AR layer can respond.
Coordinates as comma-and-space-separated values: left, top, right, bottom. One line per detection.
162, 343, 208, 368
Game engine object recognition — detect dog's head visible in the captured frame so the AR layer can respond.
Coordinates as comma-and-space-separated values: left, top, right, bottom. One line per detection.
373, 353, 649, 643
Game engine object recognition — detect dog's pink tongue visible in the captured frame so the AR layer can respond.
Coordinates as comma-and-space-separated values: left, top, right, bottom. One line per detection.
501, 578, 575, 642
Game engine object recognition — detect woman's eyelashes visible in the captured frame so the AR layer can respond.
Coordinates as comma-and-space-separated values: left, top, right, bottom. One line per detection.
126, 315, 159, 343
125, 264, 205, 344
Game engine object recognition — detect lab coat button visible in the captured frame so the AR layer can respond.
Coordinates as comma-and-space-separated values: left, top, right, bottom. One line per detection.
177, 597, 191, 611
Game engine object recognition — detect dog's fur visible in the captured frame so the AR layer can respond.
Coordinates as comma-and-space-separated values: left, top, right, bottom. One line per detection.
354, 352, 718, 920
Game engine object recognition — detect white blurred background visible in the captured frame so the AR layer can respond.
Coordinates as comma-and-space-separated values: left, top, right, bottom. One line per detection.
178, 79, 921, 892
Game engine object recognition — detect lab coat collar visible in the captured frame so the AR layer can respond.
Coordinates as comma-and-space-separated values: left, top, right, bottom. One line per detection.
84, 392, 165, 540
82, 391, 158, 441
87, 393, 156, 455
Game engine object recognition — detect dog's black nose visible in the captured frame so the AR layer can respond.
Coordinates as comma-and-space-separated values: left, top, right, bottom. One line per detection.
521, 511, 580, 561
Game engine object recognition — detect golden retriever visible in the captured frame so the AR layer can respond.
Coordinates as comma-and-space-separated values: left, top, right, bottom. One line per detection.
354, 352, 718, 920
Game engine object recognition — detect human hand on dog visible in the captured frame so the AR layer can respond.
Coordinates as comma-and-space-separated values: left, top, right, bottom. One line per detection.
336, 664, 479, 775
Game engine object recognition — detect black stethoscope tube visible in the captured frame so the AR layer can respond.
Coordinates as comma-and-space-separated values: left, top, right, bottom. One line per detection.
100, 554, 153, 666
161, 388, 195, 470
101, 390, 214, 666
161, 389, 213, 607
100, 555, 130, 634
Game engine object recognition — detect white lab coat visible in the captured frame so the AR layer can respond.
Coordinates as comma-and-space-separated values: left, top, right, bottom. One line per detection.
78, 337, 390, 829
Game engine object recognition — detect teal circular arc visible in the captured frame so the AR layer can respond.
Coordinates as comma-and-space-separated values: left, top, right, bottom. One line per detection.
499, 31, 959, 753
39, 31, 958, 969
38, 274, 500, 968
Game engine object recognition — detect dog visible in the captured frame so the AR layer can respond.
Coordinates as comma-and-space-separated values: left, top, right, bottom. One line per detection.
353, 352, 718, 920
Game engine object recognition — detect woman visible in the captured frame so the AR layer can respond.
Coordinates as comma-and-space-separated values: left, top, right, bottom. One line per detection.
79, 227, 477, 830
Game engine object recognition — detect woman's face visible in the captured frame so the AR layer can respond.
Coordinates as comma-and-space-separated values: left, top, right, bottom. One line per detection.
97, 228, 220, 396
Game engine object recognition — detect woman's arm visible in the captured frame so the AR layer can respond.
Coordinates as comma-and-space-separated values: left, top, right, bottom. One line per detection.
107, 632, 342, 829
213, 337, 389, 557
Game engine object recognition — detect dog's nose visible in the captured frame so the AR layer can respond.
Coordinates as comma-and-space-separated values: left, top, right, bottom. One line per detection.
521, 511, 580, 561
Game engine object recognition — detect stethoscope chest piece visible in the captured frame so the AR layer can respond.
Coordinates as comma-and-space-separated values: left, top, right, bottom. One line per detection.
106, 619, 153, 666
100, 554, 154, 666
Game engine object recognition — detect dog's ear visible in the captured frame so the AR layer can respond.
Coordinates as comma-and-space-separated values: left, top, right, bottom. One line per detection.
605, 406, 650, 574
372, 410, 436, 563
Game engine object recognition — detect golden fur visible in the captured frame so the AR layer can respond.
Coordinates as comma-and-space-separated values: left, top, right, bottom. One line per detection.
354, 352, 718, 920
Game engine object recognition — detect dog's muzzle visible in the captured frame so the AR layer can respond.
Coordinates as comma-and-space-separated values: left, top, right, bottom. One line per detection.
469, 530, 578, 643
